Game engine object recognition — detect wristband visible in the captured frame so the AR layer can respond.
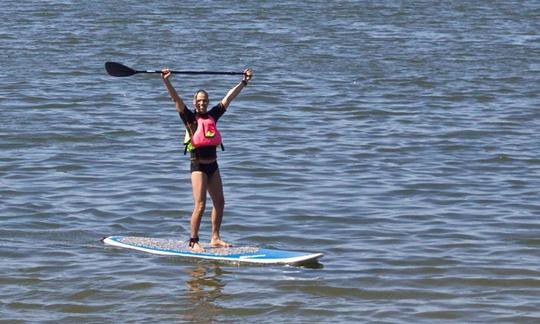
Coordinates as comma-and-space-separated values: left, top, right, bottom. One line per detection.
242, 80, 248, 86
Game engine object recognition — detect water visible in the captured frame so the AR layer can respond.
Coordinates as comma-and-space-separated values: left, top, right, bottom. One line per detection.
1, 0, 539, 322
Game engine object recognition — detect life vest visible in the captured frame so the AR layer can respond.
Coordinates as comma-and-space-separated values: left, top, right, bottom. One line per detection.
183, 114, 224, 154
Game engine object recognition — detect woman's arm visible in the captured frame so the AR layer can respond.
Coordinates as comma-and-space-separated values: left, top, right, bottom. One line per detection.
161, 68, 187, 113
220, 68, 253, 109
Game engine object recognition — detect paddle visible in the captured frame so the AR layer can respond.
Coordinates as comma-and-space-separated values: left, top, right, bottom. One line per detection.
105, 62, 245, 77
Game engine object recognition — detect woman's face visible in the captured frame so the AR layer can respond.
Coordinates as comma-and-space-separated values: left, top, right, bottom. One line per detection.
194, 92, 209, 114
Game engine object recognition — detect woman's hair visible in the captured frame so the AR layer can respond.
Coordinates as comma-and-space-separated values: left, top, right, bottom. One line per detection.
193, 89, 209, 102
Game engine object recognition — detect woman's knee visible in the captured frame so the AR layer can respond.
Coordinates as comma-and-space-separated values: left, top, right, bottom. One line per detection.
193, 200, 206, 214
213, 197, 225, 211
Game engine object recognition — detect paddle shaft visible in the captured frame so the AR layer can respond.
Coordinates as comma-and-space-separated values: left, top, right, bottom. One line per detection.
135, 69, 244, 75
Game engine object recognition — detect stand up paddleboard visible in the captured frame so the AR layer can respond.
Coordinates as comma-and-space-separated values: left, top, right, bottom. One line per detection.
103, 236, 323, 265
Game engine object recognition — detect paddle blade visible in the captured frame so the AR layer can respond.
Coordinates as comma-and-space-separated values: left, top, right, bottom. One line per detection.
105, 62, 138, 77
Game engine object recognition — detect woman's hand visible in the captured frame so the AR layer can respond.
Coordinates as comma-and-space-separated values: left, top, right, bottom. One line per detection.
161, 68, 172, 80
243, 68, 253, 83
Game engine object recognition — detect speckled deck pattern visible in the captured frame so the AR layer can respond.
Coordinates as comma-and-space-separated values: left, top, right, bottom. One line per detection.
117, 236, 260, 255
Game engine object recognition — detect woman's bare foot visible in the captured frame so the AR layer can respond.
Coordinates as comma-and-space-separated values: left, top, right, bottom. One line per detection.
188, 237, 204, 253
189, 242, 204, 253
210, 238, 232, 248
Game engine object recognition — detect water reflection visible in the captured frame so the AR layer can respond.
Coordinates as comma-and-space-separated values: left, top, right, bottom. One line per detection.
184, 263, 225, 322
300, 259, 325, 269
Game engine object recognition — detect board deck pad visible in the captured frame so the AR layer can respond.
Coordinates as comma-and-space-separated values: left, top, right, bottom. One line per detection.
103, 236, 323, 265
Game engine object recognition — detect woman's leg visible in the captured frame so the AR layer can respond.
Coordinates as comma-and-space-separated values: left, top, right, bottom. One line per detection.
190, 171, 207, 252
207, 169, 230, 247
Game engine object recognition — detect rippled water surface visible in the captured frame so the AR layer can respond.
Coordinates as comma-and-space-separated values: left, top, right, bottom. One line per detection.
1, 1, 539, 322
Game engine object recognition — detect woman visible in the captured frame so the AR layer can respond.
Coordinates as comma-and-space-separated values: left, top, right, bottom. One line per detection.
161, 67, 253, 252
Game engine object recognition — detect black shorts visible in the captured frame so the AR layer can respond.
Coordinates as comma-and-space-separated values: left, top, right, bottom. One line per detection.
190, 161, 219, 178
